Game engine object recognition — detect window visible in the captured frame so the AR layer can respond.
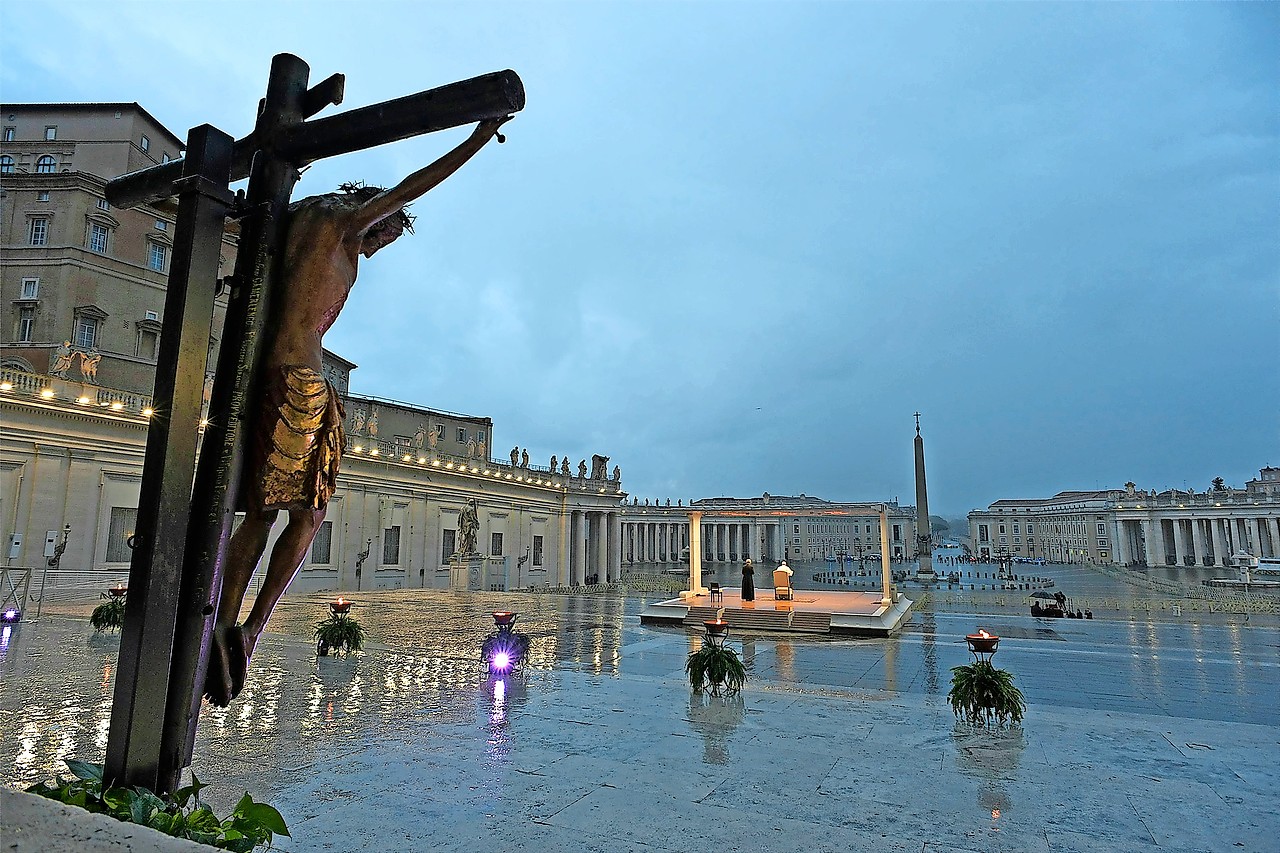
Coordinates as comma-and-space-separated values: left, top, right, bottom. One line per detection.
162, 153, 170, 163
310, 521, 333, 564
28, 218, 48, 245
1098, 539, 1108, 548
441, 529, 456, 561
35, 155, 56, 173
89, 223, 109, 254
20, 278, 39, 299
1027, 524, 1035, 534
18, 307, 34, 342
1097, 523, 1106, 536
490, 532, 503, 556
2, 127, 13, 141
144, 310, 158, 321
37, 191, 49, 202
136, 329, 158, 360
140, 135, 150, 152
477, 429, 486, 443
382, 525, 401, 565
456, 427, 467, 443
154, 219, 167, 231
74, 314, 99, 349
532, 535, 543, 567
97, 198, 109, 211
106, 507, 137, 562
44, 126, 56, 141
1013, 523, 1020, 534
148, 243, 167, 272
0, 155, 12, 173
793, 524, 800, 534
999, 524, 1006, 534
892, 524, 901, 541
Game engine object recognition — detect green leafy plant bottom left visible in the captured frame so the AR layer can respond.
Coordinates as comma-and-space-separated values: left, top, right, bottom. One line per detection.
27, 759, 289, 852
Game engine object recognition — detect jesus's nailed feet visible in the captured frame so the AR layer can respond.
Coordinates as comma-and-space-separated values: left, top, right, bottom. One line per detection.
204, 624, 249, 707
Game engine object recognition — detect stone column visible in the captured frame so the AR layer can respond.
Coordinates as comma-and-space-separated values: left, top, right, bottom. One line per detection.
1142, 519, 1158, 566
592, 512, 607, 582
1210, 516, 1228, 566
1171, 519, 1188, 568
1191, 519, 1208, 567
571, 511, 586, 586
1114, 520, 1130, 565
607, 511, 621, 582
1245, 517, 1259, 555
1266, 517, 1280, 558
687, 510, 705, 597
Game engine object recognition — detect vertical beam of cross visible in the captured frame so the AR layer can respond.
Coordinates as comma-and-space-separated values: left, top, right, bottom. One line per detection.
104, 124, 235, 791
158, 54, 318, 793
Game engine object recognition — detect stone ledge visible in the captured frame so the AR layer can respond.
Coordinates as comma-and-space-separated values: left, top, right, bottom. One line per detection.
1, 786, 213, 852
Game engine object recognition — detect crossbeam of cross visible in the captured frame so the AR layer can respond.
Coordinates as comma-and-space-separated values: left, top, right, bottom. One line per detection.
102, 53, 523, 793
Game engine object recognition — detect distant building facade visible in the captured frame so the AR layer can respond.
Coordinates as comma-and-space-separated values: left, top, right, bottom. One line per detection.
967, 469, 1280, 566
618, 494, 918, 564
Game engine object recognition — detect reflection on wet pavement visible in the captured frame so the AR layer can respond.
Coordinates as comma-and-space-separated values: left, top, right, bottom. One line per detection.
2, 586, 1277, 852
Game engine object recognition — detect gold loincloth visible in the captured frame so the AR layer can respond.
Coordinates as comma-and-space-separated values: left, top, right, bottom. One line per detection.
251, 365, 345, 511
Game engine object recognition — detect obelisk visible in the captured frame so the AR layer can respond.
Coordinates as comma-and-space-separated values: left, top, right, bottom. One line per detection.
913, 413, 937, 581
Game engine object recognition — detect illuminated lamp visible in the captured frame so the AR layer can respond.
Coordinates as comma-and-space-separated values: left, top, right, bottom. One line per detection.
1, 607, 20, 623
110, 401, 124, 411
77, 395, 91, 404
142, 408, 153, 417
965, 629, 1000, 661
482, 611, 530, 674
0, 381, 12, 391
40, 388, 55, 399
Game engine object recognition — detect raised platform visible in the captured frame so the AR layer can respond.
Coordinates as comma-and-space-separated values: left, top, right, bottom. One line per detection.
640, 587, 912, 636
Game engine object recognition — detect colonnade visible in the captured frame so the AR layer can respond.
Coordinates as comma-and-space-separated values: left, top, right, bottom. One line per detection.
1116, 514, 1280, 567
566, 509, 621, 584
620, 519, 786, 564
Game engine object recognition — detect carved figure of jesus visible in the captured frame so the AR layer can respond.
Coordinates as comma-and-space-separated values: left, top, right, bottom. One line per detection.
205, 116, 510, 706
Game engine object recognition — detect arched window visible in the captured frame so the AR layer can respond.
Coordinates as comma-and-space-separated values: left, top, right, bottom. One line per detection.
0, 155, 12, 174
35, 155, 56, 173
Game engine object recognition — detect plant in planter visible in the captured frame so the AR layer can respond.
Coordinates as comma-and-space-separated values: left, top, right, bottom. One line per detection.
27, 759, 288, 852
947, 660, 1026, 728
686, 623, 746, 696
314, 611, 364, 656
90, 591, 127, 633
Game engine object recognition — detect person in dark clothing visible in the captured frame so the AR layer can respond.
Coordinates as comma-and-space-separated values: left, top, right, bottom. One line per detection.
741, 558, 755, 602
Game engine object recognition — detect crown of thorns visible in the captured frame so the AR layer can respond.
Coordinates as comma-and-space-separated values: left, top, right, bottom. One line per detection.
338, 181, 416, 234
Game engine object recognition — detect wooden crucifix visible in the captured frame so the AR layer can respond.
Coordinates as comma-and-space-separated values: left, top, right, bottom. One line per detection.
102, 53, 524, 794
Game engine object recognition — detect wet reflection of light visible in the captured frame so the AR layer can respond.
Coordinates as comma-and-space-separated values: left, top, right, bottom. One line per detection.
15, 722, 38, 770
1, 625, 11, 652
992, 808, 1001, 821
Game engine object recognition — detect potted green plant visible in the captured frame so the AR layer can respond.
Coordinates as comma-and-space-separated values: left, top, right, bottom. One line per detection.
686, 623, 746, 696
314, 611, 364, 656
90, 590, 127, 633
947, 660, 1026, 728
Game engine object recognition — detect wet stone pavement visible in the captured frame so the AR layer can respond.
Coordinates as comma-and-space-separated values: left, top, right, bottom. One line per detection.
1, 586, 1277, 853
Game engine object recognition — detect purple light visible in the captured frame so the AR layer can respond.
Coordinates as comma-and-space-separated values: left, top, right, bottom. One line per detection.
0, 608, 19, 623
491, 651, 512, 672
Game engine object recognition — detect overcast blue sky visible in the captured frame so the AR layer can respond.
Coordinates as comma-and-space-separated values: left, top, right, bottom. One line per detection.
4, 2, 1276, 515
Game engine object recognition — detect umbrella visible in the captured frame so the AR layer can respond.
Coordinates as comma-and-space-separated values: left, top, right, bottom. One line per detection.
1029, 590, 1057, 600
